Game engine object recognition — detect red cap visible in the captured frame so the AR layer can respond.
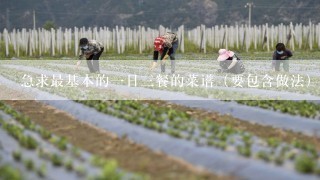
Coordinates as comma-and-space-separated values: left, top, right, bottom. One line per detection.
154, 37, 165, 51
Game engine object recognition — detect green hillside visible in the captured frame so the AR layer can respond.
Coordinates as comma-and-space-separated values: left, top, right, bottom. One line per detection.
0, 0, 319, 30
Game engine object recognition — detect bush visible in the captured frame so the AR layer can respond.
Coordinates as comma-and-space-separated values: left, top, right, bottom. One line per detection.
295, 154, 316, 174
0, 165, 22, 180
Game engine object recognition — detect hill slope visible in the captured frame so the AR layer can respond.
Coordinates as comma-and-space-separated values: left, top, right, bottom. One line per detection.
0, 0, 319, 30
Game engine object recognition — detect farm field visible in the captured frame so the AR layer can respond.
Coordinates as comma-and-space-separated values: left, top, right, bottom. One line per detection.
0, 51, 320, 180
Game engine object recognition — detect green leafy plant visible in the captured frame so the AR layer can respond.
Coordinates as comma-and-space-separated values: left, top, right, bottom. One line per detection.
256, 151, 271, 162
91, 155, 108, 167
295, 154, 316, 174
98, 160, 122, 180
71, 147, 81, 158
166, 129, 182, 138
217, 141, 227, 150
12, 150, 22, 161
24, 159, 35, 171
237, 145, 251, 157
242, 134, 252, 146
286, 151, 297, 160
0, 165, 22, 180
65, 159, 74, 171
279, 145, 290, 156
56, 137, 68, 151
37, 164, 47, 178
237, 100, 320, 119
49, 136, 68, 151
274, 156, 284, 166
4, 123, 38, 150
37, 148, 51, 160
38, 128, 52, 140
51, 154, 63, 166
20, 135, 38, 150
267, 138, 281, 148
75, 165, 86, 177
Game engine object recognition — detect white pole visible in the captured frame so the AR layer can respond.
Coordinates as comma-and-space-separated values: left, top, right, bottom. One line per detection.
51, 28, 55, 56
74, 27, 79, 56
33, 10, 36, 30
245, 2, 254, 27
266, 23, 270, 51
4, 29, 9, 57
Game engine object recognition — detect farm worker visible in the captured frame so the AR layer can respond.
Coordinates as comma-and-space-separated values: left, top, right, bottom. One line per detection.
76, 38, 104, 73
152, 32, 179, 74
217, 49, 245, 74
272, 43, 292, 72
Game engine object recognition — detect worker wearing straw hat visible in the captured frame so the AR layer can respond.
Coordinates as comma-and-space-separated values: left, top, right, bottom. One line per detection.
76, 38, 104, 73
217, 49, 245, 74
151, 32, 179, 74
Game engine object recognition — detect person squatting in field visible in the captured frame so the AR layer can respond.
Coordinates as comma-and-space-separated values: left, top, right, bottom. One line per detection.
76, 38, 104, 73
152, 32, 179, 74
217, 49, 245, 74
272, 43, 293, 72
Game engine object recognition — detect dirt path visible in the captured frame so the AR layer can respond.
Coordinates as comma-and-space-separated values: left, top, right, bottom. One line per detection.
4, 100, 226, 180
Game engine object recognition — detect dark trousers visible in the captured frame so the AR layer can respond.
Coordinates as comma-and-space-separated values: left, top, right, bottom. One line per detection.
86, 47, 104, 73
161, 40, 178, 73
